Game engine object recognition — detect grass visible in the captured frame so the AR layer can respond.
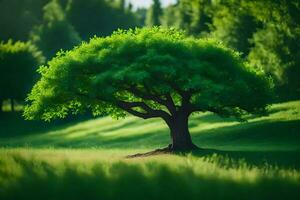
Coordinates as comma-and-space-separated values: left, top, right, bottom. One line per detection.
1, 149, 300, 200
0, 101, 300, 199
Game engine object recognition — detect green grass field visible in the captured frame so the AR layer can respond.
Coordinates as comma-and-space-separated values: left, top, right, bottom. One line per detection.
0, 101, 300, 199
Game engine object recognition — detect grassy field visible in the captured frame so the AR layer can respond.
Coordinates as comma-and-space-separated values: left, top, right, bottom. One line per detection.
0, 101, 300, 199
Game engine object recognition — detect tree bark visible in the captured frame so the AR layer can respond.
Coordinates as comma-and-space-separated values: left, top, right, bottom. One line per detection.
166, 113, 199, 151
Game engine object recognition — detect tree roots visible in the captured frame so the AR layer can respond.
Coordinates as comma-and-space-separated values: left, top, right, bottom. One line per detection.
126, 144, 201, 158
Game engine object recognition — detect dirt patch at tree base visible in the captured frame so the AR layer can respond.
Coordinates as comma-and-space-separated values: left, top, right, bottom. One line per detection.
126, 144, 202, 158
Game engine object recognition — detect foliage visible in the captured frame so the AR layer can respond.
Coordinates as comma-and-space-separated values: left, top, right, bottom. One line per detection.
135, 8, 148, 27
24, 27, 272, 122
0, 40, 45, 111
30, 0, 81, 59
145, 0, 162, 26
0, 0, 49, 41
65, 0, 139, 40
162, 0, 212, 36
209, 0, 259, 56
246, 0, 300, 99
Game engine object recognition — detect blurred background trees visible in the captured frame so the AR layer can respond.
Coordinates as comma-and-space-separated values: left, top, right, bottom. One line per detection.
66, 0, 138, 40
0, 40, 44, 112
30, 0, 81, 59
0, 0, 299, 113
146, 0, 162, 26
160, 0, 300, 100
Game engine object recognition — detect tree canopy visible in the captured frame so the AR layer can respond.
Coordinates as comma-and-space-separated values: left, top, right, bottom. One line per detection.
24, 28, 272, 149
24, 27, 272, 119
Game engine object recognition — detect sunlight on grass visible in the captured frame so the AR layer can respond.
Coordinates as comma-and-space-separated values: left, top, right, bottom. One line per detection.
1, 101, 299, 151
0, 101, 300, 199
0, 148, 299, 200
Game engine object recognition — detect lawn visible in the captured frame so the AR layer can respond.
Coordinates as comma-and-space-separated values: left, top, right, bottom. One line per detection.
0, 101, 300, 199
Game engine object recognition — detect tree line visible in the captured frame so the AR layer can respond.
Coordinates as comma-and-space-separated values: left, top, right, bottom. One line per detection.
149, 0, 300, 100
0, 0, 299, 113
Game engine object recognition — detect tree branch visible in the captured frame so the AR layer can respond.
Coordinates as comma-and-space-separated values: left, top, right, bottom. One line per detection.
128, 86, 166, 105
117, 100, 171, 120
165, 93, 177, 114
125, 85, 178, 115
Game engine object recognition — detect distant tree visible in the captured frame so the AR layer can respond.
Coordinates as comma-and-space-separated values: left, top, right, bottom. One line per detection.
0, 0, 49, 41
247, 0, 300, 99
66, 0, 138, 40
188, 0, 212, 35
24, 28, 272, 151
162, 0, 212, 36
161, 4, 178, 27
209, 0, 259, 56
118, 0, 126, 12
0, 40, 44, 112
146, 0, 162, 26
30, 0, 81, 59
135, 8, 148, 27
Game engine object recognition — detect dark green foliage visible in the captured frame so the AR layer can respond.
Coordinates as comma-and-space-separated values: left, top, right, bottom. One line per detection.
247, 0, 300, 99
29, 0, 80, 57
0, 40, 45, 111
146, 0, 163, 26
135, 8, 148, 27
65, 0, 139, 40
0, 0, 49, 41
24, 28, 272, 121
162, 0, 212, 36
210, 0, 259, 56
30, 0, 81, 59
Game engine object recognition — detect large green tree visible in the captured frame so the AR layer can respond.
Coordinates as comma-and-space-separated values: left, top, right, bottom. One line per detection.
24, 28, 272, 150
0, 40, 44, 112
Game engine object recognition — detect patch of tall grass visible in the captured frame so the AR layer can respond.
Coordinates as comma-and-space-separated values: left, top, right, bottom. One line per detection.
0, 149, 299, 200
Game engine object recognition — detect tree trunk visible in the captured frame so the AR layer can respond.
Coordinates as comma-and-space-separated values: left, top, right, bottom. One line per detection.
166, 113, 199, 151
10, 98, 14, 112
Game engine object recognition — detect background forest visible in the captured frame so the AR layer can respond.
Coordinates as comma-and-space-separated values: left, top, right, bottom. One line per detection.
1, 0, 299, 114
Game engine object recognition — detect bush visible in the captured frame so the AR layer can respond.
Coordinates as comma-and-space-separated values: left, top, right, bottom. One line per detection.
0, 40, 45, 112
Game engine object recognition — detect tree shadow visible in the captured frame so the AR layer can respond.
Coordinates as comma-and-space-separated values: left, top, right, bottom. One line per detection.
0, 112, 94, 138
184, 148, 300, 169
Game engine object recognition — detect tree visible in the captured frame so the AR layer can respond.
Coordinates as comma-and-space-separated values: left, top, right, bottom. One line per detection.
30, 0, 81, 59
146, 0, 162, 26
209, 0, 259, 56
246, 0, 300, 99
24, 28, 272, 151
0, 0, 49, 41
0, 40, 44, 112
161, 0, 212, 36
118, 0, 126, 12
66, 0, 138, 40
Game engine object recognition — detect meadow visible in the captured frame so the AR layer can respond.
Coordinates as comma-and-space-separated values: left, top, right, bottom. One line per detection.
0, 101, 299, 199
